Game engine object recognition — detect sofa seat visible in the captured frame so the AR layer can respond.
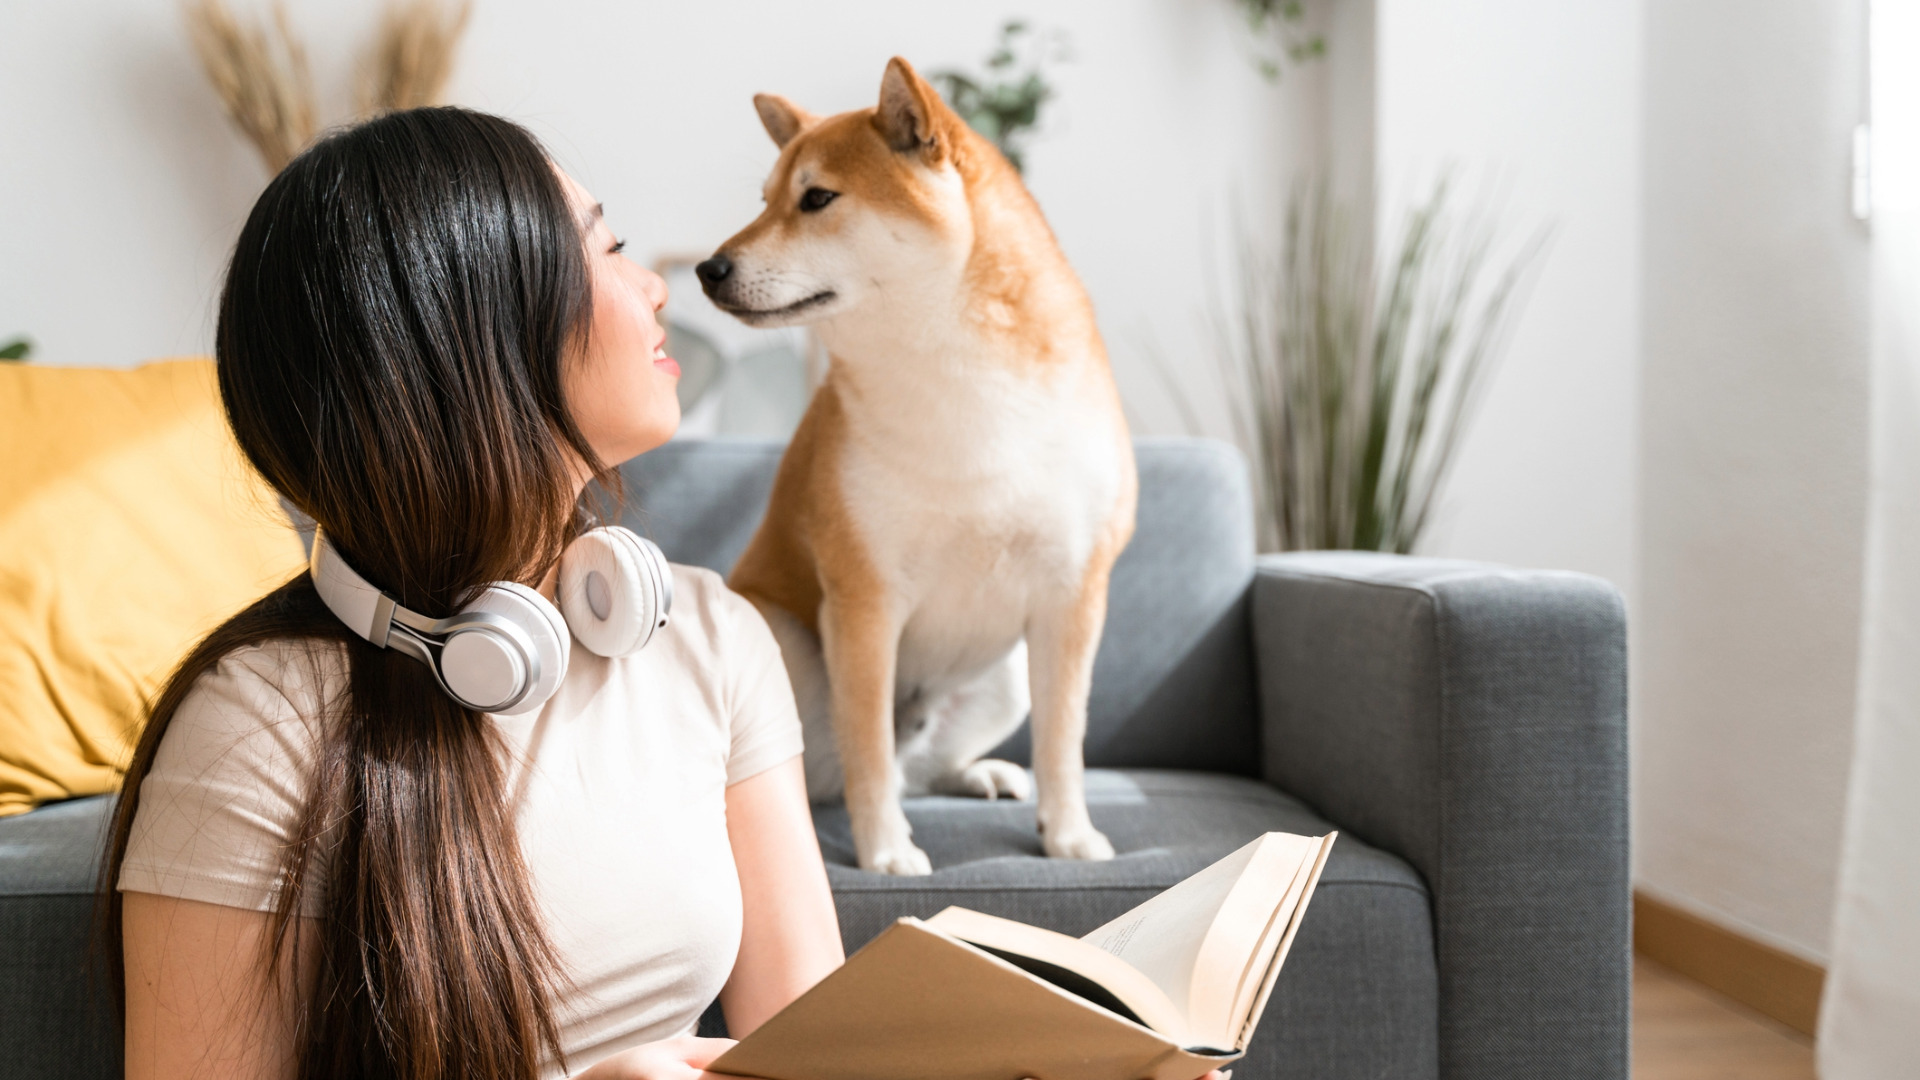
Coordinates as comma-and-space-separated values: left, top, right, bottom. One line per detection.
0, 794, 120, 1078
814, 769, 1440, 1078
7, 775, 1440, 1080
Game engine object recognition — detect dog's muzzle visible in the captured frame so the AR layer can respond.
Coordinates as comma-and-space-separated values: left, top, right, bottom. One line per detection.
695, 254, 733, 300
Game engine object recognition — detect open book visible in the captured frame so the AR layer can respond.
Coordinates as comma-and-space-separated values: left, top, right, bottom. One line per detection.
711, 831, 1337, 1080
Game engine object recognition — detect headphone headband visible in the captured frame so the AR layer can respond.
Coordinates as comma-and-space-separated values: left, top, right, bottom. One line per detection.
308, 526, 669, 715
309, 531, 396, 644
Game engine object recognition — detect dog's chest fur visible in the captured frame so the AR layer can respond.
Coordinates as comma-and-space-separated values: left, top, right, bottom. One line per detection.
828, 348, 1125, 695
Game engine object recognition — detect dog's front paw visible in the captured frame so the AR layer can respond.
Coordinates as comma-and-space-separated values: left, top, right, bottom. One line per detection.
863, 842, 934, 876
1043, 823, 1116, 862
954, 759, 1032, 801
852, 799, 931, 875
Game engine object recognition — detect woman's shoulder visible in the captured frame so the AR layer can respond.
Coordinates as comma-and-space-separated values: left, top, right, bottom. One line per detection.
154, 637, 348, 777
124, 636, 347, 913
191, 637, 348, 715
653, 564, 786, 688
654, 564, 802, 782
662, 563, 769, 647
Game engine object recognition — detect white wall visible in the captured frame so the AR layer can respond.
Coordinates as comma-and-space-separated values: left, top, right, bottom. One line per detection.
1369, 0, 1644, 594
5, 0, 1876, 966
0, 0, 1321, 445
1, 1, 267, 368
1636, 0, 1870, 963
1352, 0, 1868, 964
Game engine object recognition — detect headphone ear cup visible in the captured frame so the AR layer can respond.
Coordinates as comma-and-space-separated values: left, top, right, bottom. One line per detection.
450, 581, 570, 716
560, 526, 673, 657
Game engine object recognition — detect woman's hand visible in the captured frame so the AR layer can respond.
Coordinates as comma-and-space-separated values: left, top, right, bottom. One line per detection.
574, 1036, 736, 1080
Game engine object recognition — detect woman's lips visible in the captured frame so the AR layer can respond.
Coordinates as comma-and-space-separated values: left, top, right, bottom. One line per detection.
653, 354, 680, 378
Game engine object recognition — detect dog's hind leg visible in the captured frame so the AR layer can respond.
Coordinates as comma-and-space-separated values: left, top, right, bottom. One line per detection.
751, 599, 843, 804
900, 641, 1033, 800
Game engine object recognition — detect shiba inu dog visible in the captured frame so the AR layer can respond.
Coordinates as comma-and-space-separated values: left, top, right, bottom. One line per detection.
698, 57, 1136, 875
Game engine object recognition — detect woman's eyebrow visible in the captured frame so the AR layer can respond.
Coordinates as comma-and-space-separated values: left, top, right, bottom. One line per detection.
579, 202, 605, 235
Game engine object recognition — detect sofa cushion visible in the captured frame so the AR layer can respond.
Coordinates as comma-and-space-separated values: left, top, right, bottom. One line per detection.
815, 769, 1439, 1080
618, 437, 1261, 774
0, 359, 307, 817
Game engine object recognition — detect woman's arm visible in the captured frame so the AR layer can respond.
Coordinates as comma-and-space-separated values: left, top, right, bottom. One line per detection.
131, 892, 750, 1080
122, 891, 315, 1080
718, 757, 844, 1036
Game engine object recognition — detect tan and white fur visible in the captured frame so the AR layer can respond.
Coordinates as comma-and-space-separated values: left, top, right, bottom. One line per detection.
701, 58, 1137, 876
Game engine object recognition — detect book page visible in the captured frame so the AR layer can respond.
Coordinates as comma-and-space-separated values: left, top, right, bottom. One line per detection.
1079, 839, 1265, 1022
1233, 832, 1338, 1049
1216, 838, 1322, 1042
922, 907, 1190, 1043
1184, 833, 1323, 1046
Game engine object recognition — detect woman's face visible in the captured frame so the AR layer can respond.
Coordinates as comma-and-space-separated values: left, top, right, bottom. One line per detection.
557, 169, 680, 477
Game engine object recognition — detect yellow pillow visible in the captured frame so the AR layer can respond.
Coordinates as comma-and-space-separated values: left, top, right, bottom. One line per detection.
0, 359, 307, 816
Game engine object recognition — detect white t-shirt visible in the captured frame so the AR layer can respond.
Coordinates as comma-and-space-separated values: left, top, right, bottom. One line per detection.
119, 565, 805, 1076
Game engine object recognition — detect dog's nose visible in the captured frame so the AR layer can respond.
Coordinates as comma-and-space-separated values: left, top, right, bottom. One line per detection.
695, 255, 733, 287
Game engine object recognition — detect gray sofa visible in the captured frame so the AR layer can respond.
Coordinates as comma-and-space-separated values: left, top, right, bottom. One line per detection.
0, 437, 1629, 1080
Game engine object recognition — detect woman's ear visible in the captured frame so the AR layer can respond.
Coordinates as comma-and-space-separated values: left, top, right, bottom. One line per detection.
754, 94, 815, 149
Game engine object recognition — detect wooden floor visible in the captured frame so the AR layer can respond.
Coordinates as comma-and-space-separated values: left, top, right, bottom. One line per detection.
1635, 955, 1816, 1080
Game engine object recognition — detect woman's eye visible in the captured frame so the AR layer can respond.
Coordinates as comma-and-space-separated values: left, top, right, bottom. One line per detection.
609, 238, 627, 254
799, 188, 839, 212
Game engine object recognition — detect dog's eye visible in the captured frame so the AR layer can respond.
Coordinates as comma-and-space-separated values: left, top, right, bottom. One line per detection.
799, 187, 839, 212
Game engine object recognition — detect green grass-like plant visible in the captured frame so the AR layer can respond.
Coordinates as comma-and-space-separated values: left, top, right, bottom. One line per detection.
1211, 183, 1546, 553
0, 336, 31, 362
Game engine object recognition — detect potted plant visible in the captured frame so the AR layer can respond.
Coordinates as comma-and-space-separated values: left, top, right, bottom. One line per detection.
1201, 183, 1546, 552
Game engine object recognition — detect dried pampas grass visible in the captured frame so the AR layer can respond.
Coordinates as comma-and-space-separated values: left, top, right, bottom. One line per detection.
183, 0, 316, 173
359, 0, 473, 114
183, 0, 473, 175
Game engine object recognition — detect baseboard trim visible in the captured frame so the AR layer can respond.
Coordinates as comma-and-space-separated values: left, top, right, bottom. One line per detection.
1633, 890, 1826, 1036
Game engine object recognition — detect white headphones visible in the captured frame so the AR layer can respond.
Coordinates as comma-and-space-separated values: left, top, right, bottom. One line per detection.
309, 525, 673, 716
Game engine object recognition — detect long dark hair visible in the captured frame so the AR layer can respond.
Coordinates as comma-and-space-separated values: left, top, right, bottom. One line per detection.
99, 107, 608, 1079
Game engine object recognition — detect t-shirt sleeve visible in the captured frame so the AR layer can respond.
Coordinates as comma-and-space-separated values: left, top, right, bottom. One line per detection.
719, 590, 805, 786
118, 643, 337, 917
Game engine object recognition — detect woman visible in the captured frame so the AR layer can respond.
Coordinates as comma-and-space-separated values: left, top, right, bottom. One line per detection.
100, 107, 842, 1079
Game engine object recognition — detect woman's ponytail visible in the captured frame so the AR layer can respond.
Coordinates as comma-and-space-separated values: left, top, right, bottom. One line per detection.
102, 107, 611, 1080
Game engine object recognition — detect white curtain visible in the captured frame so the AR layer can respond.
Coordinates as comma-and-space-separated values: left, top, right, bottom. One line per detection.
1818, 1, 1920, 1074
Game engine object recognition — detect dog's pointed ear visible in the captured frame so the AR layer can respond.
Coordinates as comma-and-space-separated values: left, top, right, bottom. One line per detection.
754, 94, 815, 149
873, 57, 946, 160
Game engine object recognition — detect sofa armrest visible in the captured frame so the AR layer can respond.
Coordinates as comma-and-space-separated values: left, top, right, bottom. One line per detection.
1253, 552, 1629, 1080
